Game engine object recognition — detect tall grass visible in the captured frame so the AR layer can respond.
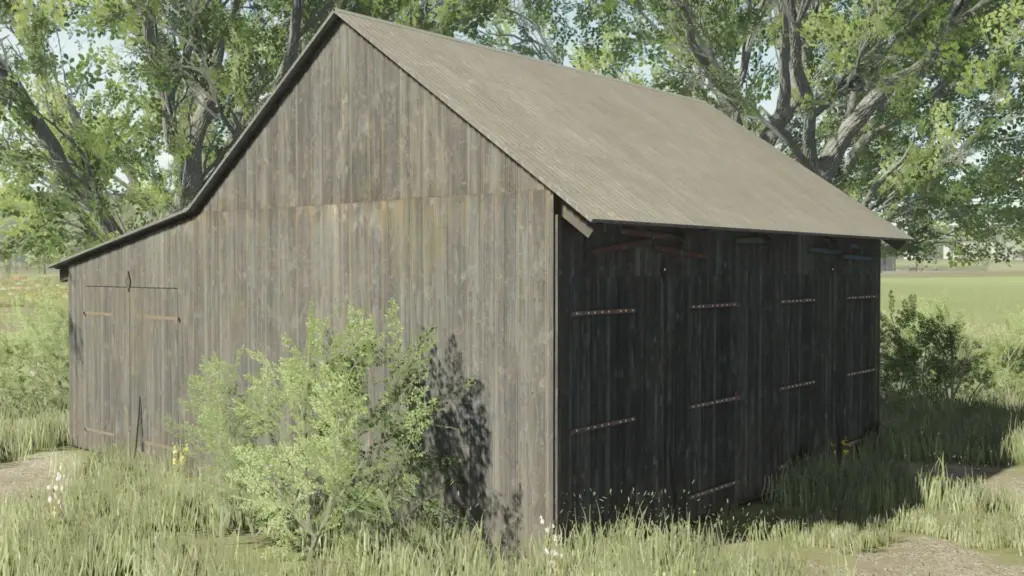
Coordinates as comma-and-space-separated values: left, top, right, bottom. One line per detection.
0, 275, 70, 461
0, 410, 69, 463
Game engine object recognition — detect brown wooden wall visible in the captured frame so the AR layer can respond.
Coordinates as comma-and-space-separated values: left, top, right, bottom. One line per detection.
67, 21, 555, 543
555, 222, 882, 521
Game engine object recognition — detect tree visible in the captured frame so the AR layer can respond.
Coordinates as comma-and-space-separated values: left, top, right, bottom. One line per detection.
0, 0, 173, 257
85, 0, 511, 207
569, 0, 1024, 261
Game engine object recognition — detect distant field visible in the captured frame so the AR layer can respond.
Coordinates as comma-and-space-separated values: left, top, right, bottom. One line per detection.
882, 273, 1024, 328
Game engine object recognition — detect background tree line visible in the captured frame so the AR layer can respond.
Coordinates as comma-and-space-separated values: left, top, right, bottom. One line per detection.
1, 0, 1021, 266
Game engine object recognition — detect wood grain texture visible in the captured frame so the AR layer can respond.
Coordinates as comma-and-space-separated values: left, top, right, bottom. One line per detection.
555, 224, 882, 522
66, 23, 554, 544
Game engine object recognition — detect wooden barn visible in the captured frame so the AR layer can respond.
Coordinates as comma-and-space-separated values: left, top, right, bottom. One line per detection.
53, 10, 909, 540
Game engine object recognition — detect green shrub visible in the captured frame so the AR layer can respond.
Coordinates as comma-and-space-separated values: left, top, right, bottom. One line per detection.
0, 293, 68, 416
175, 302, 439, 553
977, 309, 1024, 376
880, 291, 994, 401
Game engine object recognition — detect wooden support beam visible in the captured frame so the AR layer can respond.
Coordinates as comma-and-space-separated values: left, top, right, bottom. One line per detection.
560, 205, 593, 238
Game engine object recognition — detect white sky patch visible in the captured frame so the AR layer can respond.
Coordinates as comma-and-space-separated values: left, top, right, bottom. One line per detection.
156, 152, 174, 171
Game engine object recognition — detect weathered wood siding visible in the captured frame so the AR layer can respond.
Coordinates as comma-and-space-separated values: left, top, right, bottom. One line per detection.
67, 21, 555, 542
556, 222, 881, 521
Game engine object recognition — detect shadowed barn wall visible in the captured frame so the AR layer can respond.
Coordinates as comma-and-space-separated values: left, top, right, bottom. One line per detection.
555, 223, 881, 521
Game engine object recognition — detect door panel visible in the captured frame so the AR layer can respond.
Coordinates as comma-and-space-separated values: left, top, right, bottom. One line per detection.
80, 287, 128, 448
568, 303, 639, 521
128, 288, 182, 453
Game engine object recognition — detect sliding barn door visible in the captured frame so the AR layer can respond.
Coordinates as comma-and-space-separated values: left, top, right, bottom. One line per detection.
566, 280, 641, 521
79, 287, 129, 449
128, 288, 183, 453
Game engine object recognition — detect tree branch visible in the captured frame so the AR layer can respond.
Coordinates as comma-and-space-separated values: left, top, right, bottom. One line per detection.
275, 0, 304, 79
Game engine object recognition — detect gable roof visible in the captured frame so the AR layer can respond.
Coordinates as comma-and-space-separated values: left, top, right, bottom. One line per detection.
54, 10, 907, 272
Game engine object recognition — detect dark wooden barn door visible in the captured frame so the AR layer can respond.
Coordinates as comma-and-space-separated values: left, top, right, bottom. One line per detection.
775, 254, 831, 472
831, 255, 882, 444
128, 288, 182, 454
566, 289, 640, 521
679, 256, 741, 513
80, 287, 129, 448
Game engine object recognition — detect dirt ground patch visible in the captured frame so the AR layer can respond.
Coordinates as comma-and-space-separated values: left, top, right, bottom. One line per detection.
0, 449, 86, 500
850, 535, 1024, 576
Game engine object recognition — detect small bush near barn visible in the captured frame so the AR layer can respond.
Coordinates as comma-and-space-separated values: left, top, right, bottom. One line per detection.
880, 291, 994, 401
175, 302, 443, 553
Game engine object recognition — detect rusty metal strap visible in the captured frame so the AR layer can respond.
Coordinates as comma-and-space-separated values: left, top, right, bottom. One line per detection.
571, 308, 636, 318
780, 380, 816, 391
688, 480, 736, 501
570, 416, 637, 436
846, 295, 878, 301
689, 395, 741, 409
846, 368, 876, 377
690, 302, 738, 310
83, 311, 113, 317
780, 298, 815, 305
84, 427, 114, 437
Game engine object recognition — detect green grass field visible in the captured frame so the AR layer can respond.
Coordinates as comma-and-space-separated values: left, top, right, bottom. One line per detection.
882, 275, 1024, 327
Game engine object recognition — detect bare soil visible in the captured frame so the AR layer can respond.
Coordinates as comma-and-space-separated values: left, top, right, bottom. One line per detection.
0, 449, 85, 500
850, 535, 1024, 576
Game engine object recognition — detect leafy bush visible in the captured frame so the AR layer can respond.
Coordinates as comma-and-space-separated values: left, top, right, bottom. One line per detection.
977, 309, 1024, 377
176, 302, 439, 553
880, 291, 993, 401
0, 289, 69, 417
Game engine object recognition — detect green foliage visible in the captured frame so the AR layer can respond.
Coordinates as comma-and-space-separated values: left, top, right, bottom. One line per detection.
176, 302, 439, 553
0, 410, 68, 463
567, 0, 1024, 262
880, 291, 994, 401
0, 282, 69, 417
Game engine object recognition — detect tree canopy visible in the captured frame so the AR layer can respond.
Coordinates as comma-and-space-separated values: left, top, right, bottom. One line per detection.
2, 0, 1022, 264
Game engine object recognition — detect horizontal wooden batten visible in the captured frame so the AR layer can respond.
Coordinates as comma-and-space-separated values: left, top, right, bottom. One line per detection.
846, 368, 876, 377
571, 308, 636, 318
846, 294, 878, 300
84, 427, 114, 437
142, 440, 174, 451
690, 302, 739, 310
780, 298, 815, 305
570, 416, 637, 436
780, 380, 816, 391
690, 395, 742, 409
83, 311, 113, 317
143, 314, 180, 322
688, 480, 736, 501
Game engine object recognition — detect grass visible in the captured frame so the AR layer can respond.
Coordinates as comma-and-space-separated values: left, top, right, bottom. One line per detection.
0, 411, 69, 464
3, 270, 1024, 574
882, 275, 1024, 326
